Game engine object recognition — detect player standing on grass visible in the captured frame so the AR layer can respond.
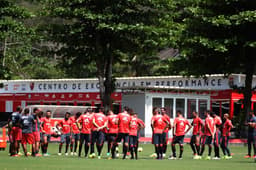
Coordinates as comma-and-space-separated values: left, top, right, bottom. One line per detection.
20, 108, 35, 157
8, 106, 22, 157
41, 110, 52, 156
212, 112, 222, 160
129, 111, 145, 160
106, 110, 118, 157
32, 107, 42, 156
151, 107, 169, 160
57, 112, 72, 156
190, 111, 204, 159
221, 113, 233, 159
77, 110, 93, 158
169, 110, 192, 160
90, 108, 108, 159
111, 106, 131, 159
70, 112, 81, 156
161, 108, 171, 158
245, 110, 256, 158
199, 111, 216, 160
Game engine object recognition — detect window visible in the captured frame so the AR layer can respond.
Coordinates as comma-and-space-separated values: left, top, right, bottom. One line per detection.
221, 101, 230, 115
187, 99, 196, 119
164, 98, 173, 118
152, 98, 162, 108
199, 100, 207, 119
212, 101, 220, 115
176, 99, 185, 115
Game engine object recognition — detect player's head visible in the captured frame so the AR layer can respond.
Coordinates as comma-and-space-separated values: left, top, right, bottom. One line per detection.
129, 108, 134, 115
223, 113, 229, 120
176, 110, 182, 117
46, 110, 51, 118
123, 106, 129, 113
65, 112, 71, 119
134, 113, 138, 117
204, 110, 210, 116
24, 108, 29, 115
16, 106, 22, 113
38, 111, 44, 117
192, 111, 198, 118
161, 107, 167, 115
249, 110, 255, 116
107, 110, 114, 115
33, 107, 41, 114
152, 107, 159, 115
75, 112, 82, 118
210, 112, 216, 117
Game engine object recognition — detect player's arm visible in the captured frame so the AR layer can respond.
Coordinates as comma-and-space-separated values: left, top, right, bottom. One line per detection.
93, 118, 100, 131
151, 119, 154, 131
185, 122, 192, 134
138, 121, 145, 129
163, 119, 170, 132
40, 119, 45, 133
100, 119, 108, 130
172, 121, 176, 136
76, 120, 82, 131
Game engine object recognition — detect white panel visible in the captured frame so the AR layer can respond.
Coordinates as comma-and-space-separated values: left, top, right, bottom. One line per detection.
6, 101, 13, 112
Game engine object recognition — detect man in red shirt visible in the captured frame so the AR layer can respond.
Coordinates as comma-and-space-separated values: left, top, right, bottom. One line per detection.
169, 110, 192, 160
41, 110, 52, 156
129, 111, 145, 160
57, 112, 72, 156
199, 110, 216, 160
32, 107, 42, 157
106, 110, 118, 157
91, 107, 108, 159
190, 111, 204, 158
111, 106, 131, 159
151, 107, 169, 160
77, 110, 93, 157
221, 113, 233, 159
70, 112, 81, 156
161, 107, 171, 157
212, 112, 222, 160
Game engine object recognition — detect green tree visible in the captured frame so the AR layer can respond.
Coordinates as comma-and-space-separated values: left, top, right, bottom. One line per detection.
174, 0, 256, 122
43, 0, 175, 111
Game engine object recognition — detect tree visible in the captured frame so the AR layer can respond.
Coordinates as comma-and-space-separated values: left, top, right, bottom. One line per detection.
173, 0, 256, 123
43, 0, 175, 111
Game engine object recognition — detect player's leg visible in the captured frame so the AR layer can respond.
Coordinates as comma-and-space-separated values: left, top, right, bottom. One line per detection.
190, 135, 196, 155
207, 136, 213, 158
122, 134, 129, 159
195, 135, 201, 156
28, 133, 35, 156
159, 134, 164, 159
252, 135, 256, 157
213, 131, 220, 159
153, 134, 160, 159
129, 135, 134, 159
65, 134, 71, 155
107, 134, 111, 156
225, 136, 231, 157
96, 131, 105, 158
220, 136, 226, 156
199, 135, 206, 156
247, 134, 252, 157
171, 136, 177, 158
90, 131, 96, 155
78, 134, 85, 157
84, 134, 90, 157
178, 136, 184, 159
111, 133, 121, 159
58, 134, 64, 155
21, 134, 28, 156
162, 132, 167, 156
134, 136, 139, 160
70, 134, 74, 154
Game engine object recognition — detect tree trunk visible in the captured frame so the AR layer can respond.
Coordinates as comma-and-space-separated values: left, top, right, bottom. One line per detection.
243, 55, 255, 119
103, 55, 113, 113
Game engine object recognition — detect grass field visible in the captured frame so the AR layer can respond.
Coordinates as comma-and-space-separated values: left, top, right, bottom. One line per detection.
0, 144, 255, 170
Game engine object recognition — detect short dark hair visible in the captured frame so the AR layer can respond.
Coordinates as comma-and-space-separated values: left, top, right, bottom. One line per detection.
76, 112, 82, 117
24, 108, 30, 114
161, 107, 167, 111
46, 110, 51, 113
33, 107, 39, 113
153, 107, 159, 113
66, 112, 71, 115
123, 106, 129, 112
177, 110, 182, 115
16, 106, 22, 112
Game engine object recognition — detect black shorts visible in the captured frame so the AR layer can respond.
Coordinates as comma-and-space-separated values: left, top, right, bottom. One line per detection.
60, 133, 71, 144
153, 133, 163, 145
129, 135, 138, 146
72, 133, 80, 141
115, 133, 129, 144
190, 135, 200, 144
202, 135, 213, 145
162, 132, 168, 143
107, 133, 117, 143
91, 131, 105, 145
80, 133, 91, 144
172, 135, 184, 145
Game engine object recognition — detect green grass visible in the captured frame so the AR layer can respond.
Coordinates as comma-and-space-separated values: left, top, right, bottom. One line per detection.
0, 144, 255, 170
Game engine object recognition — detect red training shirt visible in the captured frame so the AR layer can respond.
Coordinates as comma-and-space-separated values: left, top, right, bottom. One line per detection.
204, 115, 215, 136
78, 114, 93, 134
92, 112, 107, 131
118, 112, 131, 133
59, 119, 72, 134
107, 114, 118, 134
151, 114, 167, 134
41, 117, 52, 134
192, 117, 204, 135
173, 116, 190, 136
222, 119, 233, 137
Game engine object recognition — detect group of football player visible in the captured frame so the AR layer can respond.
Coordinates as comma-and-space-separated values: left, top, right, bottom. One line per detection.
6, 105, 256, 160
151, 107, 234, 160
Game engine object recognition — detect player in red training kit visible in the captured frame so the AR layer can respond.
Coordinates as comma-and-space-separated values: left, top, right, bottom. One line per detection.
70, 112, 81, 155
32, 107, 42, 157
106, 110, 118, 157
160, 107, 171, 157
77, 110, 93, 157
221, 113, 233, 159
169, 110, 192, 160
41, 110, 52, 156
129, 111, 145, 160
91, 108, 108, 159
199, 111, 216, 160
151, 107, 170, 160
190, 111, 204, 159
57, 112, 72, 156
111, 106, 131, 159
212, 112, 222, 160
